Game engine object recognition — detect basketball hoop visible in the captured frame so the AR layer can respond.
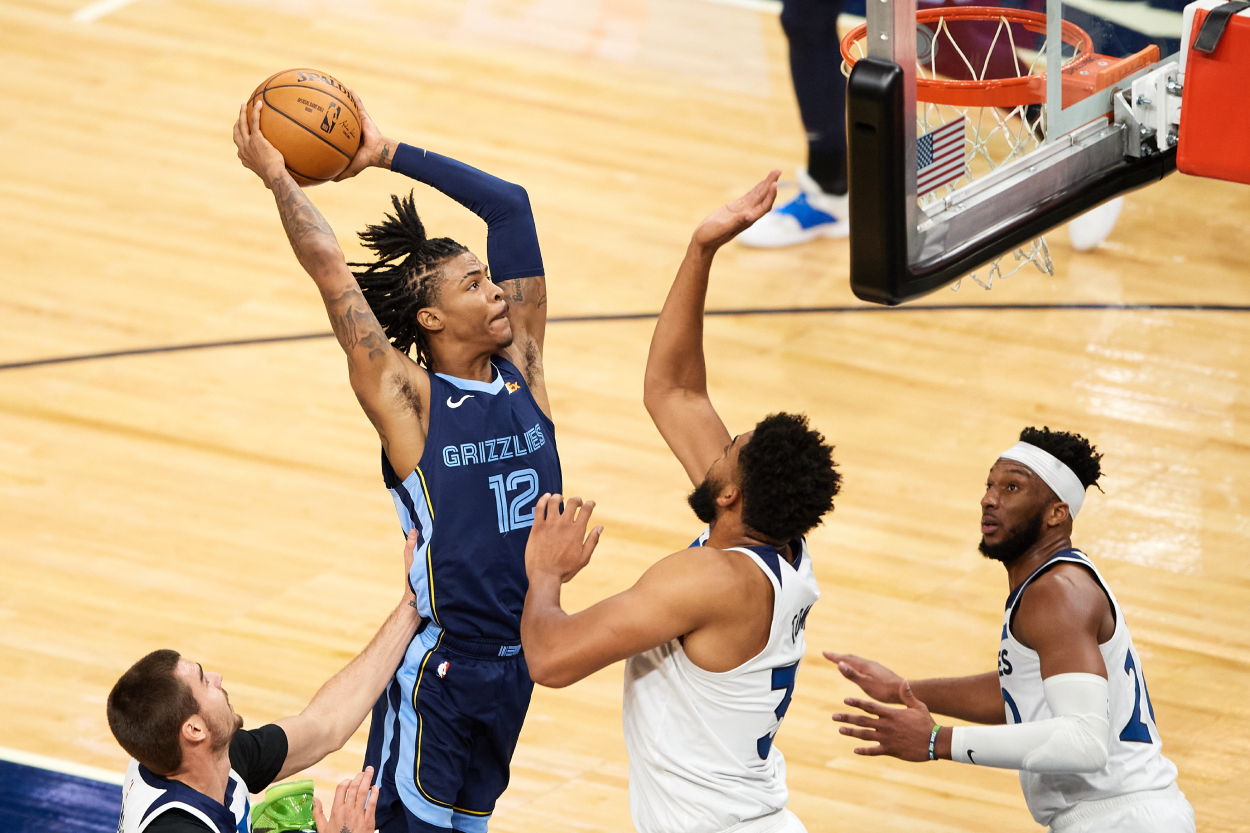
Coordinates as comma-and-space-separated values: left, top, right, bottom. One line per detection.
840, 6, 1100, 289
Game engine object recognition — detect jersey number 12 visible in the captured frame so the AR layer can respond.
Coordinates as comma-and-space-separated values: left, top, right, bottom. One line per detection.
488, 468, 540, 534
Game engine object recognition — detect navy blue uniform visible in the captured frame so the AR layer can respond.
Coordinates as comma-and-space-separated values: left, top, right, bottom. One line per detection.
366, 356, 561, 833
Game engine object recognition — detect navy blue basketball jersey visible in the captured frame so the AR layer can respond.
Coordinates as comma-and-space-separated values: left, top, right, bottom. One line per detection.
382, 355, 561, 640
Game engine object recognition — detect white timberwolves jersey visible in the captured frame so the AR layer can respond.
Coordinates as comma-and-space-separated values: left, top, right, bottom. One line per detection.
118, 758, 250, 833
999, 549, 1178, 826
622, 535, 820, 833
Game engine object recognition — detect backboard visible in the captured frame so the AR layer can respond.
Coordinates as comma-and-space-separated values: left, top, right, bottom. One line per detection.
845, 0, 1185, 305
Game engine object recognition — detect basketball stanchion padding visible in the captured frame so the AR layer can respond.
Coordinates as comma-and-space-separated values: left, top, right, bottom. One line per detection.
1177, 1, 1250, 184
248, 69, 362, 186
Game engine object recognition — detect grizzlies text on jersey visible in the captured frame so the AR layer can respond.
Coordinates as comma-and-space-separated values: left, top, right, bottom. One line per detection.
367, 355, 561, 832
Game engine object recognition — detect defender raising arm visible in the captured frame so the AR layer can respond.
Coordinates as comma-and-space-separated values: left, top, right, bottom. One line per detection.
523, 174, 841, 833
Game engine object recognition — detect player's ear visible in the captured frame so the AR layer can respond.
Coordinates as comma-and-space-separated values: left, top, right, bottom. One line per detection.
1045, 500, 1071, 528
417, 307, 444, 334
716, 483, 741, 508
181, 714, 207, 744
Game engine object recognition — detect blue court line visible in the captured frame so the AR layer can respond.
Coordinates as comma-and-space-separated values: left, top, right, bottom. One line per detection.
0, 759, 120, 833
2, 303, 1249, 372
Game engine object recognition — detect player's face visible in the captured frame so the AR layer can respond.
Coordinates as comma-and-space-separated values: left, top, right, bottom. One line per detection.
437, 252, 513, 350
177, 659, 243, 751
688, 431, 753, 524
979, 459, 1050, 563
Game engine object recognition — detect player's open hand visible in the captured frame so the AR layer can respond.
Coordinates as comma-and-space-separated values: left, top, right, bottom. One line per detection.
691, 170, 780, 252
334, 95, 397, 182
234, 99, 287, 187
525, 493, 603, 584
832, 681, 937, 763
313, 767, 378, 833
824, 651, 906, 704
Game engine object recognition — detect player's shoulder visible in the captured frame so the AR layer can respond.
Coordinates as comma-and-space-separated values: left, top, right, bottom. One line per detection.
1025, 557, 1104, 601
143, 809, 211, 833
653, 546, 772, 601
1015, 556, 1110, 632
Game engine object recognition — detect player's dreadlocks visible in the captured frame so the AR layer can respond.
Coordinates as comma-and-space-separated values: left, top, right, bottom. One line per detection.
350, 192, 468, 369
1020, 426, 1104, 490
738, 412, 841, 543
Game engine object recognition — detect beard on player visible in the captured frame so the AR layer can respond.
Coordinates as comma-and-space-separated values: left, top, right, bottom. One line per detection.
979, 508, 1045, 566
687, 474, 722, 525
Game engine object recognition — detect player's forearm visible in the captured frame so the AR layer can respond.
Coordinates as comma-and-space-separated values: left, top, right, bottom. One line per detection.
912, 672, 1006, 724
390, 144, 544, 283
302, 598, 421, 747
269, 171, 348, 283
521, 574, 586, 688
268, 173, 394, 376
644, 240, 715, 402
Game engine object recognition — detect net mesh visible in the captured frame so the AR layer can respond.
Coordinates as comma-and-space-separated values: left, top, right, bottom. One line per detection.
842, 9, 1090, 290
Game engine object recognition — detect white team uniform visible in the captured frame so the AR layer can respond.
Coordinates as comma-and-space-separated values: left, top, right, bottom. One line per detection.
622, 534, 819, 833
117, 757, 251, 833
999, 549, 1195, 832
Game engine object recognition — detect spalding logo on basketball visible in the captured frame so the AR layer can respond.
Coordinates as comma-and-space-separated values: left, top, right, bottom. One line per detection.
248, 69, 362, 186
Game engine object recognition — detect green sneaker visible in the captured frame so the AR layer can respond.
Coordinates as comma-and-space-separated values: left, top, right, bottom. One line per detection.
249, 780, 316, 833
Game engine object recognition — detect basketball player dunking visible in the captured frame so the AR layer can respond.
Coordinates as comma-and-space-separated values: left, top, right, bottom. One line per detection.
827, 428, 1195, 833
521, 173, 841, 833
234, 98, 560, 833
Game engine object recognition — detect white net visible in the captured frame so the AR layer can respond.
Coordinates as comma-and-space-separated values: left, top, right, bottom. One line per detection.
842, 11, 1090, 290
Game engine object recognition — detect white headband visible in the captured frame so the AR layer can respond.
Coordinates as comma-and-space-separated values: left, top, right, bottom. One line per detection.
998, 442, 1087, 518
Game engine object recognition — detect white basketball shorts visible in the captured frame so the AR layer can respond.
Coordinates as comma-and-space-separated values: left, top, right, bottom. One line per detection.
723, 809, 808, 833
1048, 784, 1195, 833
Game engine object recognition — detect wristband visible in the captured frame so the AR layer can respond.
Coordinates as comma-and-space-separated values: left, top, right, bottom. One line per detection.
928, 724, 942, 761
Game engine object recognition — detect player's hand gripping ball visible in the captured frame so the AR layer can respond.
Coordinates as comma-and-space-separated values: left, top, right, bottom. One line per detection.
247, 69, 362, 186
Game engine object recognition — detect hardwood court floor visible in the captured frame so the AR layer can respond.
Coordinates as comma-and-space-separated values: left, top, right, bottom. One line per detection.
1, 0, 1248, 831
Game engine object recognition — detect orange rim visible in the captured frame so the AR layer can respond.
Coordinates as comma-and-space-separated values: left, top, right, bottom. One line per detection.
840, 6, 1094, 108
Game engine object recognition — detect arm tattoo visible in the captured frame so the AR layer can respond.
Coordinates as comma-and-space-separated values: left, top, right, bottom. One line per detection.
509, 277, 546, 309
269, 175, 337, 263
379, 143, 390, 167
327, 287, 390, 366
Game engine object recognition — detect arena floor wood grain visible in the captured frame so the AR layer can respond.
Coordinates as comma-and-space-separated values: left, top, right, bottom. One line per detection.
1, 0, 1248, 830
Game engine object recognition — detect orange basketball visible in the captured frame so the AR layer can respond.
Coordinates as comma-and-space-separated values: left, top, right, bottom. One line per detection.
248, 69, 362, 186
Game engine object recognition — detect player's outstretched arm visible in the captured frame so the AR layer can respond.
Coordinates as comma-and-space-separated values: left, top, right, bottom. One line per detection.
830, 568, 1113, 771
337, 100, 550, 408
644, 172, 779, 484
825, 652, 1004, 724
234, 101, 428, 468
521, 493, 744, 687
271, 530, 422, 782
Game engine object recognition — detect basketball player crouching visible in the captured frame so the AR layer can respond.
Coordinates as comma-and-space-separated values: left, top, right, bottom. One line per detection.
521, 174, 840, 833
108, 531, 422, 833
828, 428, 1195, 832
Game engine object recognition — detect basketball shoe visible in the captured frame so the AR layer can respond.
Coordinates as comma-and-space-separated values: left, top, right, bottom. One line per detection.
738, 168, 849, 247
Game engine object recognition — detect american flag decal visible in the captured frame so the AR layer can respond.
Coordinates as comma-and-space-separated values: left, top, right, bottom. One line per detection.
917, 117, 967, 194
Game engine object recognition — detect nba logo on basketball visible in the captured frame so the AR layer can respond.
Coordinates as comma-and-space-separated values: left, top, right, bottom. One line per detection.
437, 661, 449, 679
